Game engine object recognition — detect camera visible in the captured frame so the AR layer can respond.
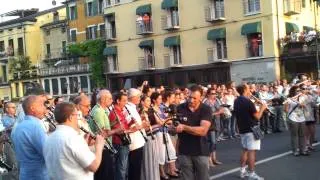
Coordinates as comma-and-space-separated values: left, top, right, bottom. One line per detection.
164, 104, 187, 127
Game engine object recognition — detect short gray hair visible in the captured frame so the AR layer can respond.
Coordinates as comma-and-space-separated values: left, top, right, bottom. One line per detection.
22, 95, 38, 115
127, 88, 141, 99
96, 89, 111, 101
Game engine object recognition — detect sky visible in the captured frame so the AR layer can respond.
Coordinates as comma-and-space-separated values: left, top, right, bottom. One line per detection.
0, 0, 65, 22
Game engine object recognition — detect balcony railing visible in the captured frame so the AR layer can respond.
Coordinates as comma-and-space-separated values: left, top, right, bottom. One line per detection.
246, 44, 263, 58
39, 64, 90, 76
284, 0, 301, 16
204, 5, 225, 22
207, 47, 228, 63
164, 54, 182, 68
281, 41, 320, 56
13, 69, 39, 80
161, 13, 180, 30
103, 61, 119, 74
136, 20, 153, 35
106, 28, 117, 41
43, 51, 67, 60
138, 55, 155, 70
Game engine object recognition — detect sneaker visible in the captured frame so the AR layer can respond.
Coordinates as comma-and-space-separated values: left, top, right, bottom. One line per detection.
248, 172, 264, 180
240, 169, 249, 179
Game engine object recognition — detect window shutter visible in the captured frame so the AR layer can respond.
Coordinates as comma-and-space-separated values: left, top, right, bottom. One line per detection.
86, 27, 89, 40
66, 6, 70, 20
94, 26, 98, 39
93, 0, 98, 16
84, 2, 88, 16
255, 0, 260, 12
243, 0, 248, 14
74, 6, 78, 19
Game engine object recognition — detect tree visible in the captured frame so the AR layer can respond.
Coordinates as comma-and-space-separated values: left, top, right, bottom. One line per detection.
9, 55, 34, 73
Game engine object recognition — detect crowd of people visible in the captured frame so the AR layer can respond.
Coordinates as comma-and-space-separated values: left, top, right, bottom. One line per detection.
0, 74, 318, 180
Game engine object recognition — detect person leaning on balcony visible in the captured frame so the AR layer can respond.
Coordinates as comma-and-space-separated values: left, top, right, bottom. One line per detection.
250, 35, 260, 57
137, 16, 144, 32
143, 14, 150, 31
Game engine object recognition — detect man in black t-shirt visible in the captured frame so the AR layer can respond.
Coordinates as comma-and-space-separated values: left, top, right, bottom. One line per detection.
175, 85, 212, 180
234, 84, 266, 180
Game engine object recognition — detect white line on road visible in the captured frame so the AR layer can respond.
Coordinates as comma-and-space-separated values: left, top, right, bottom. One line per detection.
210, 142, 320, 180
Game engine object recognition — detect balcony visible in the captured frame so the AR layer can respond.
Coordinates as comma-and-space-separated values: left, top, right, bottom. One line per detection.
136, 20, 153, 35
138, 55, 155, 70
284, 0, 301, 16
39, 64, 90, 77
207, 47, 228, 63
43, 50, 67, 60
204, 5, 225, 22
13, 69, 39, 80
161, 13, 180, 30
106, 28, 117, 41
103, 61, 119, 74
164, 54, 182, 68
246, 44, 263, 58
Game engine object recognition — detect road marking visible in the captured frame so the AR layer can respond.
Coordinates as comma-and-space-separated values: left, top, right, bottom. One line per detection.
210, 142, 320, 180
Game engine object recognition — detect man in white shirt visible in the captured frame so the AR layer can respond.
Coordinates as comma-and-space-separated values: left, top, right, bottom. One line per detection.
126, 88, 147, 180
44, 102, 104, 180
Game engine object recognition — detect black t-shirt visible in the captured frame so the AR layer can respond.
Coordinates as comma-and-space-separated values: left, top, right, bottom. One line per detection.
234, 96, 257, 134
177, 102, 212, 156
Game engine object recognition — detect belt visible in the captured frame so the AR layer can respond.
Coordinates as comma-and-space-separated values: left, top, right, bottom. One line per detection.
147, 129, 160, 136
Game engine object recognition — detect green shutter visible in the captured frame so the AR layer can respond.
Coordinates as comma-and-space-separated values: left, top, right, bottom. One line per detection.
164, 36, 180, 47
84, 2, 88, 16
207, 28, 226, 40
241, 22, 262, 35
161, 0, 178, 9
139, 40, 154, 48
103, 46, 117, 56
93, 0, 98, 16
136, 4, 152, 15
66, 6, 70, 20
285, 22, 299, 34
75, 5, 78, 19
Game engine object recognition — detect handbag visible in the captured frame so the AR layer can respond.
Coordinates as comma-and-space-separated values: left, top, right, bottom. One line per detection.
251, 125, 264, 140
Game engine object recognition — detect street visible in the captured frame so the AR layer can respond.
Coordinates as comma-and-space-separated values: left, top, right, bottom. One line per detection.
209, 125, 320, 180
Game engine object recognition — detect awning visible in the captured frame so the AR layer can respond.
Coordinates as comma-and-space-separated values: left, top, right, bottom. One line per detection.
241, 22, 262, 35
164, 36, 180, 47
285, 22, 299, 34
161, 0, 178, 9
103, 46, 117, 56
136, 4, 152, 15
139, 40, 154, 48
207, 28, 226, 40
303, 26, 313, 32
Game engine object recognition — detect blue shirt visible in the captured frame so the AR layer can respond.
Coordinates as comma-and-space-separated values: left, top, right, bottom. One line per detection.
1, 115, 16, 129
11, 115, 48, 180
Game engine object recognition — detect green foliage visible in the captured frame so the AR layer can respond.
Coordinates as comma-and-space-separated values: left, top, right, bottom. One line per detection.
67, 39, 106, 87
9, 56, 34, 73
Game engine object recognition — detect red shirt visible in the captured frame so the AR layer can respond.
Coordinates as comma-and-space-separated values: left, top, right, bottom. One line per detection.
109, 106, 130, 145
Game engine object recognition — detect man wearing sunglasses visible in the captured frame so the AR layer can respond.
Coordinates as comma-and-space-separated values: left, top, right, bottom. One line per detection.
2, 102, 17, 130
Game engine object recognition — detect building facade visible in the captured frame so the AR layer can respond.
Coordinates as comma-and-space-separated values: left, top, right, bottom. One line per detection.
102, 0, 320, 90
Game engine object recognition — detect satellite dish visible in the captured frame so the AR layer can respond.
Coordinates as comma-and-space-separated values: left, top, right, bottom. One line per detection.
52, 0, 57, 6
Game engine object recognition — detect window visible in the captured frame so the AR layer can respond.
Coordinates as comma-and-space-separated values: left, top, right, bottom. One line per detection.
99, 24, 105, 38
80, 76, 89, 92
62, 41, 67, 54
2, 65, 7, 83
143, 48, 154, 68
69, 77, 79, 94
106, 14, 116, 39
163, 8, 179, 30
106, 0, 111, 7
107, 55, 118, 72
46, 44, 51, 57
60, 78, 67, 94
15, 83, 20, 97
46, 30, 50, 36
243, 0, 260, 15
70, 29, 77, 42
86, 26, 98, 40
18, 37, 24, 55
61, 27, 66, 33
216, 38, 227, 59
98, 0, 104, 14
8, 39, 14, 56
170, 46, 182, 65
52, 79, 59, 95
69, 5, 76, 20
44, 79, 50, 93
302, 0, 306, 8
247, 33, 263, 57
0, 41, 4, 52
53, 11, 59, 22
87, 2, 93, 16
115, 0, 120, 4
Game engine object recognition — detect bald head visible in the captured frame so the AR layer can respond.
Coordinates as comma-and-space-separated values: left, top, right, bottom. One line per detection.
96, 89, 113, 108
73, 95, 91, 116
23, 95, 47, 119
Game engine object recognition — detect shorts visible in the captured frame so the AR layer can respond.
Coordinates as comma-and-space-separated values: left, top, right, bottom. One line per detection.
240, 132, 261, 150
305, 121, 316, 126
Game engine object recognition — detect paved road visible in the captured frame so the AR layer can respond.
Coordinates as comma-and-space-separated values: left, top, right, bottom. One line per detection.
209, 125, 320, 180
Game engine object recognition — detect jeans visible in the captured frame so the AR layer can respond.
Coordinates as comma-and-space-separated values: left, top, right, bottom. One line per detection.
222, 117, 231, 137
113, 144, 130, 180
179, 155, 209, 180
230, 112, 237, 136
260, 112, 269, 133
288, 121, 306, 152
272, 105, 283, 131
